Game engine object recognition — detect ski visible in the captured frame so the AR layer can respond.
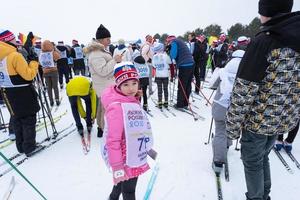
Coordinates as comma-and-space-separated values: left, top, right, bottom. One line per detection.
0, 127, 76, 177
0, 111, 68, 150
143, 163, 160, 200
2, 176, 16, 200
145, 110, 154, 118
0, 123, 74, 167
285, 151, 300, 169
155, 106, 168, 118
224, 160, 229, 182
164, 108, 176, 117
173, 106, 205, 121
184, 108, 205, 121
215, 172, 223, 200
273, 148, 293, 174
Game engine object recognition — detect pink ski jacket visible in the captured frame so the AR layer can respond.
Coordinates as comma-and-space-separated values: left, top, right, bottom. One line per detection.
101, 85, 150, 179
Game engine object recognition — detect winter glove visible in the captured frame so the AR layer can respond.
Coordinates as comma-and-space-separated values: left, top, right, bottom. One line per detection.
112, 168, 128, 185
27, 48, 38, 62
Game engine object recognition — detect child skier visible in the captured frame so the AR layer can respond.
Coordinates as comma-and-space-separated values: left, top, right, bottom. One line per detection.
152, 43, 171, 109
101, 62, 154, 200
133, 55, 150, 111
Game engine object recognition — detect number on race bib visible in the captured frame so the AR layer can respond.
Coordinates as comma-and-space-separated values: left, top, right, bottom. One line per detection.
137, 136, 150, 151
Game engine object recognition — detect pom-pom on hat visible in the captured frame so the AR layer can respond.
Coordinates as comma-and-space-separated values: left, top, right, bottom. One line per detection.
259, 0, 293, 17
96, 24, 111, 39
0, 29, 15, 42
114, 62, 139, 87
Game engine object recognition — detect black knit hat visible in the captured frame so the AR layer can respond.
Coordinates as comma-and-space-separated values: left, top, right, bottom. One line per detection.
259, 0, 293, 17
134, 55, 146, 64
96, 24, 111, 39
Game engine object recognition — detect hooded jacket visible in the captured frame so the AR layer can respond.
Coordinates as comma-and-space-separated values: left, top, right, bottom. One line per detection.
0, 41, 40, 117
101, 85, 150, 179
226, 12, 300, 139
84, 41, 116, 97
41, 40, 60, 74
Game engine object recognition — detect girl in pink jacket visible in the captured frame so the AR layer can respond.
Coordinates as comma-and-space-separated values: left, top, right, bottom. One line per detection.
101, 62, 154, 200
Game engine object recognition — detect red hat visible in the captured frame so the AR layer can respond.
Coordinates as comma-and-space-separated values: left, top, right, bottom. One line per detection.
0, 29, 16, 42
114, 62, 139, 87
166, 35, 176, 43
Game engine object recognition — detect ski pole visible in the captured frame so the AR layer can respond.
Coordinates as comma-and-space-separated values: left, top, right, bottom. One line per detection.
192, 80, 212, 106
205, 90, 215, 106
205, 117, 214, 145
0, 151, 47, 200
177, 77, 198, 121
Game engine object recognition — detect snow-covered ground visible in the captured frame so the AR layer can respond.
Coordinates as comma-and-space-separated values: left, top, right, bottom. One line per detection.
0, 78, 300, 200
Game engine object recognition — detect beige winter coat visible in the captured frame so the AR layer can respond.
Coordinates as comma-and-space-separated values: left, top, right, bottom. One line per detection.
84, 41, 116, 97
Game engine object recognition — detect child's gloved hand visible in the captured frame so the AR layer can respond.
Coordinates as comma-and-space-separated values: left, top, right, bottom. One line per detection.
113, 168, 128, 185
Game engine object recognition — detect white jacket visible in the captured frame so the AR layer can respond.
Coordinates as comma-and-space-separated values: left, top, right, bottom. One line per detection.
84, 41, 116, 97
209, 50, 245, 108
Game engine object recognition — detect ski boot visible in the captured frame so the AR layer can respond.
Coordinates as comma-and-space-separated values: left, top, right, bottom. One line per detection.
274, 140, 284, 151
283, 140, 292, 153
163, 102, 168, 109
158, 102, 163, 109
212, 161, 223, 174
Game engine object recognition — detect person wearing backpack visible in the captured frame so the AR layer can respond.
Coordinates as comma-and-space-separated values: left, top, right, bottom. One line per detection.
226, 0, 300, 199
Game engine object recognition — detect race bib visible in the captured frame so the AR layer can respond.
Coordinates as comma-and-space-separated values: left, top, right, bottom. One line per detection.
39, 52, 55, 68
135, 63, 149, 78
122, 103, 153, 167
74, 47, 83, 59
0, 58, 14, 87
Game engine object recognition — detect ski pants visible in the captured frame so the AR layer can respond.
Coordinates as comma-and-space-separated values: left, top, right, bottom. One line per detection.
109, 177, 138, 200
212, 102, 232, 163
193, 62, 200, 93
147, 63, 153, 94
241, 130, 276, 200
277, 121, 299, 143
57, 64, 70, 85
44, 71, 59, 104
176, 66, 193, 108
96, 98, 105, 130
199, 57, 208, 81
13, 114, 37, 154
139, 78, 149, 106
69, 95, 92, 131
155, 77, 169, 103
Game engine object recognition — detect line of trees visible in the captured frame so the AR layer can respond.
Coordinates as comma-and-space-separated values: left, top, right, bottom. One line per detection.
153, 17, 261, 43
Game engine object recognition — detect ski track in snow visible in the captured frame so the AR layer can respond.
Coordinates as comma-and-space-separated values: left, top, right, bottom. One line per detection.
0, 78, 300, 200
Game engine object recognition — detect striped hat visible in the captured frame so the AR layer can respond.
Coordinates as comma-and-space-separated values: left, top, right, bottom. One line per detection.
0, 29, 15, 42
114, 62, 139, 87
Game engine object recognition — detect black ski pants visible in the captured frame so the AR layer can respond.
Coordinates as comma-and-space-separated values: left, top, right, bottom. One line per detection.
278, 121, 299, 143
109, 177, 138, 200
155, 77, 169, 103
69, 95, 92, 131
13, 114, 37, 154
177, 66, 194, 108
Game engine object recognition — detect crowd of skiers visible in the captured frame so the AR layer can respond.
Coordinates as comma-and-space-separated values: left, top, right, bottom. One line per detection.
1, 0, 300, 199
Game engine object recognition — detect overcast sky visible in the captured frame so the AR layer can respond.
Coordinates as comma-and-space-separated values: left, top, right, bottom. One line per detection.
1, 0, 300, 45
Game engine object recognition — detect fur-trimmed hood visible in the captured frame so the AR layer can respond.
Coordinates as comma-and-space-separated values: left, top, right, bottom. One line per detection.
84, 41, 105, 55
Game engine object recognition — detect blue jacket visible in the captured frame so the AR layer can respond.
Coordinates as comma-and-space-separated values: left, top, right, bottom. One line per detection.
170, 38, 194, 68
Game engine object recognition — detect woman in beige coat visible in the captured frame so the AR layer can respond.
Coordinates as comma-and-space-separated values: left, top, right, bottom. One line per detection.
84, 24, 122, 137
